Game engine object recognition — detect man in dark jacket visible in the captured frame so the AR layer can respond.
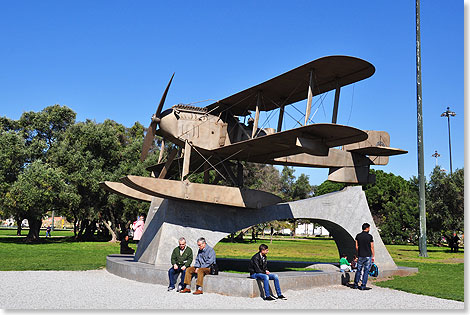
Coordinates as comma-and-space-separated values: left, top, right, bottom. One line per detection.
168, 237, 193, 291
248, 244, 286, 301
353, 223, 375, 290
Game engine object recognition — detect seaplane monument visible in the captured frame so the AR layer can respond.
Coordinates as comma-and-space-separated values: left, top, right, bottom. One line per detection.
102, 56, 408, 279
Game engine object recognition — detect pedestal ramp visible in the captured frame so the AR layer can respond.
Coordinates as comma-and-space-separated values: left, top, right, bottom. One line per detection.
134, 186, 397, 270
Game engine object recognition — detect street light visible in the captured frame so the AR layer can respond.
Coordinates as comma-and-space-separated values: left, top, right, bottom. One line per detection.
431, 150, 440, 167
441, 107, 456, 175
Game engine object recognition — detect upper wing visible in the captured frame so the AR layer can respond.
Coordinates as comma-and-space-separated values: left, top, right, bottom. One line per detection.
210, 123, 368, 162
204, 55, 375, 116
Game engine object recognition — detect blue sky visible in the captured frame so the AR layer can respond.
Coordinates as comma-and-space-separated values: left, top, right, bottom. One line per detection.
0, 1, 464, 186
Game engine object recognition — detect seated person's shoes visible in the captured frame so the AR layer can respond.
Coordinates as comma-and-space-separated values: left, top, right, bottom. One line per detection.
277, 295, 287, 300
180, 288, 191, 293
167, 287, 175, 291
193, 290, 203, 295
265, 296, 276, 301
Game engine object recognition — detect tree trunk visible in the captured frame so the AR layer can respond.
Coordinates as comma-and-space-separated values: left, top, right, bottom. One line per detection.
83, 220, 96, 240
102, 220, 118, 242
270, 226, 274, 244
77, 219, 87, 240
73, 217, 79, 238
25, 217, 42, 242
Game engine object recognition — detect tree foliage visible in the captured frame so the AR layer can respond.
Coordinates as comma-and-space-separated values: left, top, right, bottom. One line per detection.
0, 105, 464, 246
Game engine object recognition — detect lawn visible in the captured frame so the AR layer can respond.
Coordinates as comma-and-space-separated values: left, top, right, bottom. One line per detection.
0, 228, 127, 270
0, 231, 464, 301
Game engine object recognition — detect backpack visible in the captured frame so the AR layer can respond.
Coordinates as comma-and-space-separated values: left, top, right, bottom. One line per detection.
369, 263, 379, 277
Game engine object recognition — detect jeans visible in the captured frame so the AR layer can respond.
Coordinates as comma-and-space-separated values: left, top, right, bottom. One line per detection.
168, 266, 186, 288
250, 273, 282, 297
354, 256, 372, 288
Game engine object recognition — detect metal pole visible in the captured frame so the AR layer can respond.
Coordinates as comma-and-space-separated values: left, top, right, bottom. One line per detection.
416, 0, 427, 257
441, 107, 456, 175
447, 113, 453, 175
432, 150, 440, 167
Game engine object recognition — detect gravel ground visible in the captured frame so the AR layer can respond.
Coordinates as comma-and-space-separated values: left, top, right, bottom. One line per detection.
0, 270, 463, 310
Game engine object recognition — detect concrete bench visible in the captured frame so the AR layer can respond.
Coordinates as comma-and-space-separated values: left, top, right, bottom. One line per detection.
106, 255, 418, 298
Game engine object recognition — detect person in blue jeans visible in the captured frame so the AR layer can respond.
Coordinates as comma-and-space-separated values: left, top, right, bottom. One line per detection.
248, 244, 286, 301
353, 223, 375, 290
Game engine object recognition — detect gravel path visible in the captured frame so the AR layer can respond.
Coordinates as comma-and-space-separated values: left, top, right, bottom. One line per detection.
0, 270, 463, 310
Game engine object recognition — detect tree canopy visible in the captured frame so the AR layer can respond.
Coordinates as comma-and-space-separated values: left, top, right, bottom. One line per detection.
0, 105, 464, 245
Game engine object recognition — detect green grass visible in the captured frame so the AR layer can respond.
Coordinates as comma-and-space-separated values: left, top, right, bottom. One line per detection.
214, 237, 339, 262
0, 227, 76, 237
0, 228, 129, 270
375, 261, 464, 302
0, 233, 464, 301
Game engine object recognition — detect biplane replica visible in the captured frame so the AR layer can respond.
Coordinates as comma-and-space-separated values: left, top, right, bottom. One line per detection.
101, 55, 407, 209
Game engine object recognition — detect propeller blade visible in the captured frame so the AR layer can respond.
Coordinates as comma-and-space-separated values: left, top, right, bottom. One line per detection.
155, 73, 175, 117
140, 72, 174, 162
140, 121, 157, 162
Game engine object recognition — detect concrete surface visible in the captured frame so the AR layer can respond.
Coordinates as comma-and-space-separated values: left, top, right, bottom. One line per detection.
0, 269, 463, 310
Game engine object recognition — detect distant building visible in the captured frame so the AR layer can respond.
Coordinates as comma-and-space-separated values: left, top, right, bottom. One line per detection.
295, 223, 329, 236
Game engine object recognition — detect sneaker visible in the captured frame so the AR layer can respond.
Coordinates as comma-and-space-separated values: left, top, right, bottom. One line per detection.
352, 285, 358, 289
359, 286, 371, 291
167, 286, 175, 291
277, 295, 287, 300
193, 289, 203, 295
176, 285, 182, 292
180, 288, 191, 293
265, 296, 276, 301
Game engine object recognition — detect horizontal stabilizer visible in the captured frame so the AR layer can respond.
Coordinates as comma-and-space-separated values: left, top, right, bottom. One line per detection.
347, 146, 408, 157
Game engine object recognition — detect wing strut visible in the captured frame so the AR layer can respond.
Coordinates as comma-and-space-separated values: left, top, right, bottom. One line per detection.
304, 69, 315, 125
252, 91, 262, 138
332, 80, 341, 124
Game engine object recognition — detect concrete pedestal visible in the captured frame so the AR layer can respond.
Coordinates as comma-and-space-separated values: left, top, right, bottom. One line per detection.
135, 186, 397, 270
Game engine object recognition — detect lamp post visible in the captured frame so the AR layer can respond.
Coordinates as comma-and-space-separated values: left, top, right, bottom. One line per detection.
441, 107, 456, 175
416, 0, 427, 257
431, 150, 440, 167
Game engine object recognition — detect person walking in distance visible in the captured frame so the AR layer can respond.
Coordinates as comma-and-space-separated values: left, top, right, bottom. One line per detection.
353, 223, 375, 290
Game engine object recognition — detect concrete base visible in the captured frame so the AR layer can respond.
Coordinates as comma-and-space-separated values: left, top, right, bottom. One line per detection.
135, 186, 397, 270
106, 255, 418, 298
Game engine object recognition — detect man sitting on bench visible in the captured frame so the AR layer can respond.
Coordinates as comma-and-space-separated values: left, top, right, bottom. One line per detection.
248, 244, 286, 301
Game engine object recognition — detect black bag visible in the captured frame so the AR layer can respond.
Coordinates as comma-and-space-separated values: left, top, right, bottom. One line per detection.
209, 263, 219, 275
368, 263, 379, 277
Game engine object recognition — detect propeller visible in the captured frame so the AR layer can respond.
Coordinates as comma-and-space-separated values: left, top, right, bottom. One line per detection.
140, 73, 175, 162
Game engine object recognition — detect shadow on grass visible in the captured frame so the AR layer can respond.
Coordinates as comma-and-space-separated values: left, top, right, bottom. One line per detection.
0, 236, 112, 245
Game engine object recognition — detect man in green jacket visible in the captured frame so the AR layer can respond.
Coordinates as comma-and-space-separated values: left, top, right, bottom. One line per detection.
168, 237, 193, 291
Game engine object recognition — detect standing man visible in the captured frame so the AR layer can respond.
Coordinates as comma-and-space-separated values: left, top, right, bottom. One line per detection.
180, 237, 216, 295
168, 237, 193, 291
353, 222, 375, 290
249, 244, 286, 301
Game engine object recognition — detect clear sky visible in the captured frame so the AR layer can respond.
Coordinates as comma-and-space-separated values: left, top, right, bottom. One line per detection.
0, 1, 464, 186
